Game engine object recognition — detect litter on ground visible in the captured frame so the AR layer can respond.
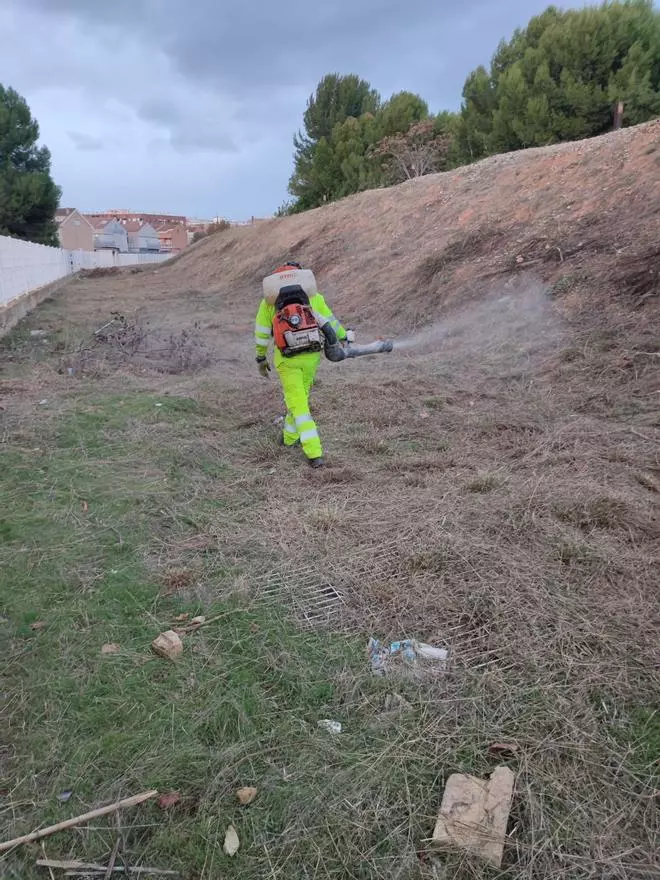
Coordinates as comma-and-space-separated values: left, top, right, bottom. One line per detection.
368, 638, 448, 676
317, 719, 342, 734
223, 824, 240, 857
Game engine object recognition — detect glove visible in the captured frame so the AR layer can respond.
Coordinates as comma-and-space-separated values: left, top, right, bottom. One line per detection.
256, 356, 271, 378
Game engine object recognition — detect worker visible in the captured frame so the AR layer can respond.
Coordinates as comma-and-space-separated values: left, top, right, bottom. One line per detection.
254, 261, 349, 469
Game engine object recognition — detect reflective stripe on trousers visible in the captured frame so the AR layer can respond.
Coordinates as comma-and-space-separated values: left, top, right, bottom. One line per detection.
276, 352, 322, 459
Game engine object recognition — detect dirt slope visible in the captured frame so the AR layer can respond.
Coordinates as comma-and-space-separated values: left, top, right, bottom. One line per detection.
163, 119, 660, 333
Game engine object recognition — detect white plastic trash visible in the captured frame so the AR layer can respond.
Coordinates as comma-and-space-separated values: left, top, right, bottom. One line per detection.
317, 719, 342, 734
416, 643, 449, 662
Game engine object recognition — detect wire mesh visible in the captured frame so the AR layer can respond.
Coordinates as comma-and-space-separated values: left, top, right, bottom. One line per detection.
252, 539, 415, 629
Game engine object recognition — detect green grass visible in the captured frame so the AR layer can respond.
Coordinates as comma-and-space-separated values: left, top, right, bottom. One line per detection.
602, 703, 660, 787
0, 323, 32, 353
0, 391, 453, 879
626, 708, 660, 781
2, 353, 658, 878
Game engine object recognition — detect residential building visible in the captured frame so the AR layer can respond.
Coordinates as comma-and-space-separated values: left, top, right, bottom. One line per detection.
87, 210, 189, 254
212, 215, 271, 227
154, 222, 188, 254
186, 219, 210, 244
123, 220, 161, 253
90, 218, 129, 253
55, 208, 95, 251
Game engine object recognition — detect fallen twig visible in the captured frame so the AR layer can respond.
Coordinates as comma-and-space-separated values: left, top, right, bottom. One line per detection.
629, 428, 657, 442
41, 843, 56, 880
104, 838, 121, 880
93, 318, 119, 337
65, 870, 177, 877
171, 609, 239, 634
1, 790, 158, 853
116, 816, 131, 880
514, 258, 543, 269
37, 860, 177, 876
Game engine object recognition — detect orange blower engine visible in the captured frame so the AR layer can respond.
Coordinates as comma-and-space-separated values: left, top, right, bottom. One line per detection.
272, 285, 323, 357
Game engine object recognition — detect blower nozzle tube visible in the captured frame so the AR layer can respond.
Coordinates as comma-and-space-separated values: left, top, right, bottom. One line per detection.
324, 338, 394, 362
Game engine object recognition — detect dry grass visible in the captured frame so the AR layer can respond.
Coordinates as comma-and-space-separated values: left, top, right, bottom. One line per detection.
2, 122, 660, 878
610, 246, 660, 308
3, 270, 657, 878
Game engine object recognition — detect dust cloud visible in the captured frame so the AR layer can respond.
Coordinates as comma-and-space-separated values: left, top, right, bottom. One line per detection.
392, 282, 562, 367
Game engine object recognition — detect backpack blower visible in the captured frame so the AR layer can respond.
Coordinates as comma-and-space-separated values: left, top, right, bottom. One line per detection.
273, 284, 394, 362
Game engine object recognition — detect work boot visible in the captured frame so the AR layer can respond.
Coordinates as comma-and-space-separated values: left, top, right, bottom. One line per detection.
308, 456, 325, 469
279, 435, 300, 448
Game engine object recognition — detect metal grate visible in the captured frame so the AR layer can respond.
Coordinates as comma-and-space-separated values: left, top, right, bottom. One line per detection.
251, 536, 516, 676
253, 539, 416, 629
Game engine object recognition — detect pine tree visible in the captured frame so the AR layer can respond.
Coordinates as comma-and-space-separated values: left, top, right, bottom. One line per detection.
286, 78, 435, 211
288, 74, 381, 211
377, 92, 429, 138
0, 85, 61, 246
458, 0, 660, 161
303, 74, 380, 142
455, 67, 495, 161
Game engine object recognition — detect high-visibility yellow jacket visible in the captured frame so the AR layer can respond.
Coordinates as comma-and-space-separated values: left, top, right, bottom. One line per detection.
254, 293, 346, 361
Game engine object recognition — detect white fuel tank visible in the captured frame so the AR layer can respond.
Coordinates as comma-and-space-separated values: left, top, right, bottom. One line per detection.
262, 267, 318, 305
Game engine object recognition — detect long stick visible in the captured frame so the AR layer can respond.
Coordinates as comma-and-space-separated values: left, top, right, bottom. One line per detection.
0, 790, 158, 853
37, 861, 177, 876
65, 871, 177, 877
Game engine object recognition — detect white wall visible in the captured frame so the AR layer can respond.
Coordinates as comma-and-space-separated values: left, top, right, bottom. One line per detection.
0, 236, 70, 306
0, 234, 171, 307
69, 250, 115, 271
115, 253, 166, 266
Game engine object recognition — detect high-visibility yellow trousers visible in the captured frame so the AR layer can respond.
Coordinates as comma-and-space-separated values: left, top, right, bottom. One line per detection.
275, 351, 322, 460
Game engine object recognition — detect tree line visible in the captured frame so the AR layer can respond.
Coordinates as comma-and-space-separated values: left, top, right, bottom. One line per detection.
283, 0, 660, 214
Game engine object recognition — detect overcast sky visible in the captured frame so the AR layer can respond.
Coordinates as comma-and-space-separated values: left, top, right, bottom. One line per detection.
2, 0, 568, 220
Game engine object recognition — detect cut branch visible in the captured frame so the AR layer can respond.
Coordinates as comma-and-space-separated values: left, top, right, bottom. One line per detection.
0, 790, 158, 853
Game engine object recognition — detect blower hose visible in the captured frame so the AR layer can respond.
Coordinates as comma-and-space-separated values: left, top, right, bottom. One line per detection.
313, 312, 394, 362
324, 336, 394, 362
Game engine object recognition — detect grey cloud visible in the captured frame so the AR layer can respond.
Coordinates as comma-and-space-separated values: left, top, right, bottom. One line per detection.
170, 129, 237, 154
67, 130, 104, 151
15, 0, 516, 99
138, 98, 183, 126
11, 0, 560, 135
138, 97, 236, 154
